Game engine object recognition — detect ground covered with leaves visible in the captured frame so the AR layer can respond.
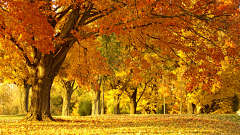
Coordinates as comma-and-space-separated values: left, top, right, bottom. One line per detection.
0, 114, 239, 134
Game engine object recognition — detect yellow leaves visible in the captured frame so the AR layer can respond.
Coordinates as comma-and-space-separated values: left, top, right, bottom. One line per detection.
115, 71, 127, 77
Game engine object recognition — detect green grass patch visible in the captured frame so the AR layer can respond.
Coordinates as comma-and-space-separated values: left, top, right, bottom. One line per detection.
0, 114, 239, 134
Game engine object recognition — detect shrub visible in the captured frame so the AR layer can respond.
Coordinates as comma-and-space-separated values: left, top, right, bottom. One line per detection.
78, 99, 92, 116
156, 104, 169, 114
232, 94, 239, 113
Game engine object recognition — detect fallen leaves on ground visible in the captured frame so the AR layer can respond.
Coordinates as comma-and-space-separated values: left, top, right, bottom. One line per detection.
0, 114, 239, 134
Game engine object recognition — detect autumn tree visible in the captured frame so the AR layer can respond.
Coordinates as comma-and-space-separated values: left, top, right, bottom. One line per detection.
59, 37, 111, 116
98, 33, 125, 114
1, 0, 240, 121
0, 0, 115, 121
54, 50, 78, 116
186, 56, 240, 114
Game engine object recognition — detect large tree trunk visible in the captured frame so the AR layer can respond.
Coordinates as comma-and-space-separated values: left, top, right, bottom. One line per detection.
129, 88, 137, 114
62, 81, 74, 116
92, 90, 101, 115
20, 7, 79, 121
113, 94, 121, 114
18, 80, 31, 115
23, 53, 65, 121
24, 75, 55, 121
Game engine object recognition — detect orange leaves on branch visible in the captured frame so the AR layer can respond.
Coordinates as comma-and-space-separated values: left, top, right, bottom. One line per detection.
1, 0, 55, 54
217, 3, 229, 11
140, 59, 150, 69
130, 50, 139, 58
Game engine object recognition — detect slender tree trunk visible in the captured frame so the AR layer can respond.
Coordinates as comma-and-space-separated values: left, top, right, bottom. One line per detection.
186, 96, 193, 114
129, 88, 137, 114
62, 81, 74, 116
196, 105, 203, 114
141, 108, 148, 114
187, 102, 193, 114
18, 81, 31, 115
114, 94, 121, 114
92, 90, 101, 115
101, 77, 105, 115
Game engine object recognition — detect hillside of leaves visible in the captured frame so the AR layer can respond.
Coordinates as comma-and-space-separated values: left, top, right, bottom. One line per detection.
0, 114, 239, 134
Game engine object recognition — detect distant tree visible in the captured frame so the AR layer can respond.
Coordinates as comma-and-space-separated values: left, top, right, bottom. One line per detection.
0, 83, 20, 115
0, 84, 11, 114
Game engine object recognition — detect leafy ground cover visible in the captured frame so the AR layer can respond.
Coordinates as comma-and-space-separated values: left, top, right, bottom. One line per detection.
0, 114, 239, 134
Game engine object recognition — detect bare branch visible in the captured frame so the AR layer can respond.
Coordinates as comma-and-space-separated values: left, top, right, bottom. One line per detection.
83, 7, 116, 25
0, 6, 9, 13
53, 39, 77, 68
168, 46, 189, 66
136, 78, 153, 103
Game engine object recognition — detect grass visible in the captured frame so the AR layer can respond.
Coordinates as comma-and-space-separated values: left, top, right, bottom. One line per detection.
0, 114, 239, 134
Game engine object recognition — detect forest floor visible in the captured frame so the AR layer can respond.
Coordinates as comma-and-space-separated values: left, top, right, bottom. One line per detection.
0, 114, 239, 134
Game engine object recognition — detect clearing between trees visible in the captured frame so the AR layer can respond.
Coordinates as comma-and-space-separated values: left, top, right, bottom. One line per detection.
0, 114, 239, 134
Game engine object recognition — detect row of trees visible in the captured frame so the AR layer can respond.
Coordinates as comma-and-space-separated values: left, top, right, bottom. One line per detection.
1, 33, 239, 116
0, 0, 240, 121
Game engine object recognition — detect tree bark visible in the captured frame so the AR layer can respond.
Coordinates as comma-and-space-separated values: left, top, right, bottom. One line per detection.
23, 52, 65, 121
18, 80, 31, 115
62, 81, 75, 116
92, 90, 101, 115
129, 88, 137, 114
113, 94, 121, 114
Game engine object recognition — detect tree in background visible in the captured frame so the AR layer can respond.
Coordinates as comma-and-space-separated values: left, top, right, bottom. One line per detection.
0, 43, 31, 115
0, 84, 11, 115
187, 56, 240, 114
0, 83, 19, 115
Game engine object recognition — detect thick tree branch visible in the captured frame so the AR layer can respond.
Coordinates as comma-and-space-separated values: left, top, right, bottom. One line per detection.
83, 7, 117, 25
55, 5, 74, 24
53, 39, 77, 68
59, 9, 79, 39
31, 45, 41, 67
75, 3, 94, 28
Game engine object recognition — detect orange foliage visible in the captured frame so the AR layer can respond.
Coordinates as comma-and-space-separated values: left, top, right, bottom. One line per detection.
0, 0, 240, 92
